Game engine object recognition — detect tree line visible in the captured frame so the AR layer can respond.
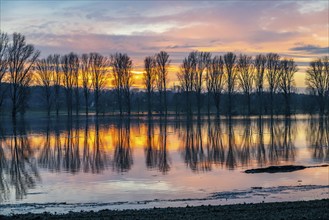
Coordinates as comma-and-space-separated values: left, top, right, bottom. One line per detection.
0, 31, 328, 118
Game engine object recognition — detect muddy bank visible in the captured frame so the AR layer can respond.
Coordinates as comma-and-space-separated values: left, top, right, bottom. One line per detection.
1, 199, 328, 220
244, 164, 329, 173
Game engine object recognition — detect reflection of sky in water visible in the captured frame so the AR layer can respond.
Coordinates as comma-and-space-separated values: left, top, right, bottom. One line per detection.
0, 116, 328, 206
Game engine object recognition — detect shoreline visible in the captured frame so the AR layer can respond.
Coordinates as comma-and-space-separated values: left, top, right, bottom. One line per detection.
1, 199, 328, 220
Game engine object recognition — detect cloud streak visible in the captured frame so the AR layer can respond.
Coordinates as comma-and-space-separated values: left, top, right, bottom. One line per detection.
1, 0, 328, 87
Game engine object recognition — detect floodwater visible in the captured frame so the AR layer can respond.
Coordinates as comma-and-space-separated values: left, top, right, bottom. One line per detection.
0, 115, 328, 214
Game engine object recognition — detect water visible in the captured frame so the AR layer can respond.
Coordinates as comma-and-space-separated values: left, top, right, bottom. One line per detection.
0, 115, 328, 214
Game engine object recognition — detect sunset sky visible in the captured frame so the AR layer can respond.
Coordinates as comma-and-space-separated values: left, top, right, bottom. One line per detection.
1, 0, 328, 88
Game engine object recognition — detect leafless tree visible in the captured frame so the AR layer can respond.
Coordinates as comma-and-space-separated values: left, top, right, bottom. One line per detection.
254, 54, 267, 116
224, 52, 237, 115
62, 53, 78, 116
35, 56, 53, 116
237, 54, 254, 115
266, 53, 281, 115
111, 53, 133, 115
52, 54, 61, 116
306, 56, 329, 115
207, 55, 225, 118
81, 53, 91, 115
192, 51, 211, 117
90, 53, 108, 116
177, 52, 196, 116
155, 51, 170, 116
7, 33, 40, 117
71, 54, 80, 115
0, 32, 9, 112
279, 58, 297, 116
144, 56, 156, 116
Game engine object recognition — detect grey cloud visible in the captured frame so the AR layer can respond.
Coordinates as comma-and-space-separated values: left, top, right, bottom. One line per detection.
290, 45, 329, 55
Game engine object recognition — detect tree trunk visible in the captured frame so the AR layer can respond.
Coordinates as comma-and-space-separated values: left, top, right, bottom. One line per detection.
247, 93, 251, 116
85, 94, 88, 116
147, 92, 151, 116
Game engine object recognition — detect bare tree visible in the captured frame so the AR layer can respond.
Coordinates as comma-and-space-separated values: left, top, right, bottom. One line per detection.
90, 53, 108, 116
254, 54, 267, 116
156, 51, 170, 116
111, 53, 133, 115
325, 56, 329, 115
52, 54, 61, 116
237, 54, 254, 115
7, 33, 40, 117
279, 58, 297, 116
306, 56, 329, 116
143, 56, 156, 116
0, 32, 9, 112
224, 52, 237, 115
266, 53, 281, 115
62, 53, 78, 116
35, 56, 53, 116
207, 55, 225, 118
71, 54, 80, 115
177, 52, 196, 116
193, 51, 211, 117
81, 53, 91, 115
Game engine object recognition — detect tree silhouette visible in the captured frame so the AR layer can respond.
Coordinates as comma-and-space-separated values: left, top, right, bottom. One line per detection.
279, 58, 297, 116
266, 53, 281, 116
81, 53, 91, 115
254, 54, 267, 116
306, 56, 329, 116
177, 52, 196, 116
36, 56, 53, 116
7, 33, 40, 117
237, 54, 254, 115
72, 55, 80, 115
144, 56, 156, 116
156, 51, 170, 116
111, 53, 133, 115
90, 53, 108, 116
62, 53, 79, 116
193, 51, 211, 117
224, 52, 237, 115
208, 56, 225, 118
0, 32, 9, 113
52, 54, 62, 116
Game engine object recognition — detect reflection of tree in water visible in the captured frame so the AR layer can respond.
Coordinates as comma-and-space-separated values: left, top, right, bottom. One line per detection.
268, 118, 296, 164
145, 119, 157, 169
306, 118, 329, 162
157, 118, 170, 174
207, 120, 225, 167
256, 117, 266, 166
144, 117, 170, 174
182, 119, 213, 172
38, 120, 61, 172
1, 120, 40, 201
180, 117, 298, 171
113, 119, 133, 172
63, 119, 81, 173
37, 119, 109, 174
83, 120, 108, 173
0, 124, 9, 202
238, 119, 253, 167
226, 118, 237, 170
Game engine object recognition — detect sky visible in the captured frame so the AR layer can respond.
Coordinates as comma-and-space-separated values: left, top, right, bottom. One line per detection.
1, 0, 328, 88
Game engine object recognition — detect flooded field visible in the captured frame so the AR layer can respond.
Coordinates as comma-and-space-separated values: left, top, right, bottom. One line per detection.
0, 115, 328, 214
